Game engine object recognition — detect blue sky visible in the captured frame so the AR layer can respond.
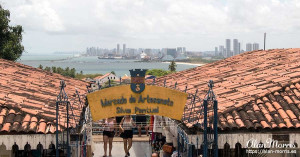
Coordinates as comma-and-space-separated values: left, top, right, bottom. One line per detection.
1, 0, 300, 53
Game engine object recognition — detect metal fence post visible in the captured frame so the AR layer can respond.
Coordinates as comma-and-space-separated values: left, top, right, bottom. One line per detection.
203, 99, 208, 157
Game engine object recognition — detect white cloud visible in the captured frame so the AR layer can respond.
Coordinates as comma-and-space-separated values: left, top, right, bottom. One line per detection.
1, 0, 300, 53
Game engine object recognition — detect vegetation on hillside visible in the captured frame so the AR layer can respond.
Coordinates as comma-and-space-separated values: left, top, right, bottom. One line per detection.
75, 73, 103, 80
0, 5, 24, 61
38, 65, 102, 79
169, 60, 177, 72
146, 69, 172, 77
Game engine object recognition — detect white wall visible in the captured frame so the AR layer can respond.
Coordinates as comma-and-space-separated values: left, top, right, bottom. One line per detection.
0, 134, 56, 150
96, 73, 119, 84
188, 133, 300, 149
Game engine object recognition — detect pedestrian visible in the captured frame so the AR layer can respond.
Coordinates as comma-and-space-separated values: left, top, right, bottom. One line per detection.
102, 117, 116, 157
116, 116, 124, 136
120, 115, 136, 157
136, 115, 149, 137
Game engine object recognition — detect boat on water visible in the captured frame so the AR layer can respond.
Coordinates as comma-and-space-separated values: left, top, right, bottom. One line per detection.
140, 52, 151, 61
98, 56, 123, 59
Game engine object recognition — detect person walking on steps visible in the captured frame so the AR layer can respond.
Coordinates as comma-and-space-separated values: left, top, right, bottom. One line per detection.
120, 115, 136, 157
102, 117, 116, 157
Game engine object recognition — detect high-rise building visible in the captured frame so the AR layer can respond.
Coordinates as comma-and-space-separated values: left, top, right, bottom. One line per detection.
238, 42, 241, 54
246, 43, 253, 52
219, 45, 225, 57
177, 47, 183, 54
253, 43, 259, 51
183, 47, 186, 54
233, 39, 239, 56
226, 39, 231, 57
166, 48, 177, 58
123, 44, 126, 55
215, 47, 218, 56
117, 44, 120, 55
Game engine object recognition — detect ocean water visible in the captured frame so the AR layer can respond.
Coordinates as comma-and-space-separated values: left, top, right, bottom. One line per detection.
18, 54, 199, 76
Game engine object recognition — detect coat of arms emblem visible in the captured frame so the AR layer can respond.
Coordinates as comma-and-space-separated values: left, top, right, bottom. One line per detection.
129, 69, 147, 93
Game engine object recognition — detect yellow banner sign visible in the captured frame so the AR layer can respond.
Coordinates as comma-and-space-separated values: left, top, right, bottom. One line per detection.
87, 85, 188, 121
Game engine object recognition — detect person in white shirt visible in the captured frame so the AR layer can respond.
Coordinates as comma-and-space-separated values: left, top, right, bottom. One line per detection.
120, 115, 136, 157
102, 117, 116, 157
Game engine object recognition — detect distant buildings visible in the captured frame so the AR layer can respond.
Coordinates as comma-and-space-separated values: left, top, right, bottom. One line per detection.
253, 43, 259, 51
246, 43, 259, 52
85, 46, 189, 61
123, 44, 126, 55
246, 43, 253, 52
166, 48, 177, 58
215, 47, 218, 56
219, 45, 225, 57
214, 39, 260, 58
117, 44, 120, 55
233, 39, 240, 56
226, 39, 231, 57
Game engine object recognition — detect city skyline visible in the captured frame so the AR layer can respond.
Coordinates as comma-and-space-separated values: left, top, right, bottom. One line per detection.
1, 0, 300, 54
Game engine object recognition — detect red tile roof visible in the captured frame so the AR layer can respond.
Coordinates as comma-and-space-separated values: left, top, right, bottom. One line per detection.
0, 59, 88, 134
152, 48, 300, 131
94, 73, 111, 80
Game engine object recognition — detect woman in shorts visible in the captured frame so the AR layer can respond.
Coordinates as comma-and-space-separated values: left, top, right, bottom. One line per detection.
116, 116, 124, 136
120, 115, 136, 157
136, 115, 149, 137
103, 117, 116, 157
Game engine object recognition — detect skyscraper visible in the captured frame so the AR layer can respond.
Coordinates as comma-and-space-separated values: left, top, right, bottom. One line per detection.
253, 43, 259, 51
219, 45, 225, 57
183, 47, 186, 54
177, 47, 183, 54
215, 47, 218, 56
123, 44, 126, 55
166, 48, 177, 58
226, 39, 231, 57
117, 44, 120, 55
246, 43, 253, 52
233, 39, 239, 56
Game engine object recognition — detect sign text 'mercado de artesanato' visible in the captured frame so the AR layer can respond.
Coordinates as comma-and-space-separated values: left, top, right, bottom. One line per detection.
87, 85, 188, 121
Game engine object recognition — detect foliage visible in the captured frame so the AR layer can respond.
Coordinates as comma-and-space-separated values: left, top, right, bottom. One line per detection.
38, 64, 43, 69
38, 64, 103, 79
146, 69, 171, 77
0, 5, 24, 61
75, 73, 103, 80
111, 71, 116, 75
104, 80, 117, 86
168, 61, 177, 72
38, 65, 76, 78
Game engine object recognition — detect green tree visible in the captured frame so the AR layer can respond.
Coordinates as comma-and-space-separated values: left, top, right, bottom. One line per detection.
111, 71, 116, 75
44, 66, 51, 72
57, 67, 63, 74
0, 5, 24, 61
51, 66, 57, 73
169, 61, 177, 72
64, 67, 70, 76
38, 64, 43, 69
146, 69, 171, 77
70, 68, 76, 78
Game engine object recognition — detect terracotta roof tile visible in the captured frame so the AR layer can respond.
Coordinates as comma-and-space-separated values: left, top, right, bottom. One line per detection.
153, 48, 300, 131
0, 59, 88, 134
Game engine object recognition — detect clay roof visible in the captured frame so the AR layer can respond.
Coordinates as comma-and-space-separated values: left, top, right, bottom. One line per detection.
0, 59, 88, 134
153, 48, 300, 131
94, 73, 112, 80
